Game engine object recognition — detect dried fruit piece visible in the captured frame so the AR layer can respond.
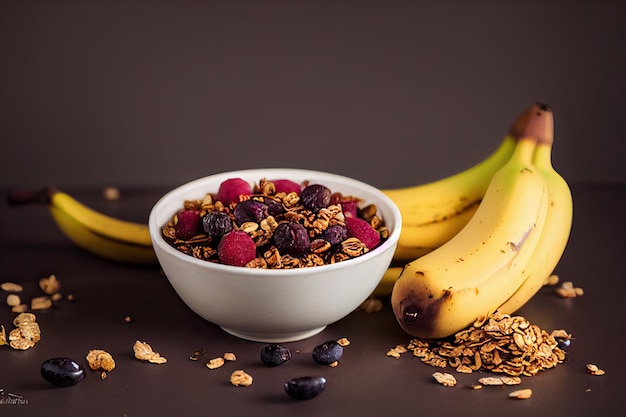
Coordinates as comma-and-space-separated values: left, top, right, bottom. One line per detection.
202, 211, 233, 237
284, 376, 327, 400
273, 222, 311, 257
230, 370, 253, 386
217, 231, 257, 266
233, 199, 269, 226
133, 340, 167, 364
300, 184, 331, 212
41, 357, 86, 387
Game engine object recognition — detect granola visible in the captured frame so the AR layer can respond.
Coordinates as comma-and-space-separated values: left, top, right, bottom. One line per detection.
133, 340, 167, 364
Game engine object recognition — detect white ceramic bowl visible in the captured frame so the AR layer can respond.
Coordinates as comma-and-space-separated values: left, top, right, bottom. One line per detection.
148, 169, 401, 343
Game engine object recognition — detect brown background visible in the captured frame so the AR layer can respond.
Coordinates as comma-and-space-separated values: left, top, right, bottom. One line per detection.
1, 0, 625, 189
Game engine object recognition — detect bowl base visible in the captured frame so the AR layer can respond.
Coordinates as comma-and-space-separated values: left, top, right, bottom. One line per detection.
220, 325, 327, 343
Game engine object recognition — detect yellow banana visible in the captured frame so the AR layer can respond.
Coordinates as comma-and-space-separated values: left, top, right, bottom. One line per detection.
7, 187, 157, 265
390, 103, 552, 339
497, 104, 573, 314
384, 104, 543, 262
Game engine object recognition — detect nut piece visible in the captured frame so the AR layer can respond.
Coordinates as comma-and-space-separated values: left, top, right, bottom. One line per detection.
337, 337, 351, 347
0, 325, 6, 346
509, 388, 533, 399
206, 357, 225, 369
586, 363, 605, 376
39, 274, 61, 295
223, 352, 237, 361
1, 282, 23, 292
6, 294, 21, 307
86, 349, 116, 372
31, 296, 52, 311
230, 370, 253, 386
8, 313, 41, 350
133, 340, 167, 364
432, 372, 457, 387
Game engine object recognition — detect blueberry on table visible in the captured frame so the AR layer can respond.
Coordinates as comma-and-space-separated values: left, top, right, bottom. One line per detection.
260, 344, 292, 366
284, 376, 327, 400
41, 357, 86, 387
312, 340, 343, 365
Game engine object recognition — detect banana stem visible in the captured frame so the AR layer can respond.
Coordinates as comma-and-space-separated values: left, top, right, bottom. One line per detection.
6, 186, 55, 205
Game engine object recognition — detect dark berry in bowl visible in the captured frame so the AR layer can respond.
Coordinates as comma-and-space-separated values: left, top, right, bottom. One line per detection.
260, 344, 292, 366
323, 224, 348, 245
284, 376, 327, 400
273, 222, 311, 257
233, 199, 269, 226
202, 211, 233, 237
300, 184, 331, 212
217, 231, 257, 266
175, 210, 201, 240
217, 178, 252, 205
312, 340, 343, 365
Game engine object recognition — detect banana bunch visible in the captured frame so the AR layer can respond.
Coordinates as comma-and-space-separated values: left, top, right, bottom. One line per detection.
389, 103, 573, 339
7, 187, 157, 265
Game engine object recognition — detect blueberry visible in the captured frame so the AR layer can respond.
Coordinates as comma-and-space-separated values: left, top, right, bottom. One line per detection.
284, 376, 327, 400
41, 357, 86, 387
260, 344, 292, 366
233, 199, 268, 226
312, 340, 343, 365
202, 211, 233, 237
322, 224, 348, 245
273, 222, 311, 257
300, 184, 331, 212
557, 338, 571, 349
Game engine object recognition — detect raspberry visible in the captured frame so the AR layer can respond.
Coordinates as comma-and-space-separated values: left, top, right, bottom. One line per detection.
217, 178, 252, 205
217, 231, 257, 267
272, 179, 301, 195
273, 222, 310, 257
345, 216, 380, 250
175, 210, 201, 240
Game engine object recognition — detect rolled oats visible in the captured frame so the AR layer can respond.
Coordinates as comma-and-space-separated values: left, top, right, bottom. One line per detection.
586, 363, 605, 376
39, 274, 60, 295
206, 357, 225, 369
230, 370, 253, 387
1, 282, 23, 292
133, 340, 167, 364
432, 372, 457, 387
86, 349, 116, 372
31, 296, 52, 311
223, 352, 237, 361
555, 281, 584, 298
509, 388, 533, 399
403, 312, 569, 377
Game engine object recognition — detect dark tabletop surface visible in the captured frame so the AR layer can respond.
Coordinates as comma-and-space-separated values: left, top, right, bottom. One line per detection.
1, 183, 624, 417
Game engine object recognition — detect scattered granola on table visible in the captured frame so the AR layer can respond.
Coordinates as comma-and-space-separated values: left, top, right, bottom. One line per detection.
388, 312, 571, 377
133, 340, 167, 364
230, 370, 253, 387
8, 312, 41, 350
86, 349, 116, 378
586, 363, 605, 376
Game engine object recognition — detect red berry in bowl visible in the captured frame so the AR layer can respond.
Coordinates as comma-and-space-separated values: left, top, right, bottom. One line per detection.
345, 217, 380, 250
218, 178, 252, 205
272, 179, 301, 195
217, 231, 257, 266
175, 210, 201, 240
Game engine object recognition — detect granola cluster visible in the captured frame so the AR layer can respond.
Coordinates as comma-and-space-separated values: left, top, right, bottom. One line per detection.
162, 178, 388, 269
388, 312, 571, 377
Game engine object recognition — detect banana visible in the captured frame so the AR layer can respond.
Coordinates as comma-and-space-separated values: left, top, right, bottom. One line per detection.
390, 103, 552, 339
383, 104, 543, 262
497, 105, 573, 314
7, 187, 157, 264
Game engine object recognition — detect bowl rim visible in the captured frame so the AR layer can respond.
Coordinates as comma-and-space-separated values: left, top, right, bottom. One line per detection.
148, 168, 401, 277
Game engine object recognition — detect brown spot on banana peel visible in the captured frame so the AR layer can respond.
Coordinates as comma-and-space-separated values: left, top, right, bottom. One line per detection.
508, 102, 553, 145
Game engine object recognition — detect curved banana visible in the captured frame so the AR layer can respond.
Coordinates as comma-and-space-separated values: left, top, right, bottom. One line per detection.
497, 105, 573, 314
390, 104, 552, 339
384, 104, 543, 262
7, 187, 157, 265
49, 205, 157, 264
